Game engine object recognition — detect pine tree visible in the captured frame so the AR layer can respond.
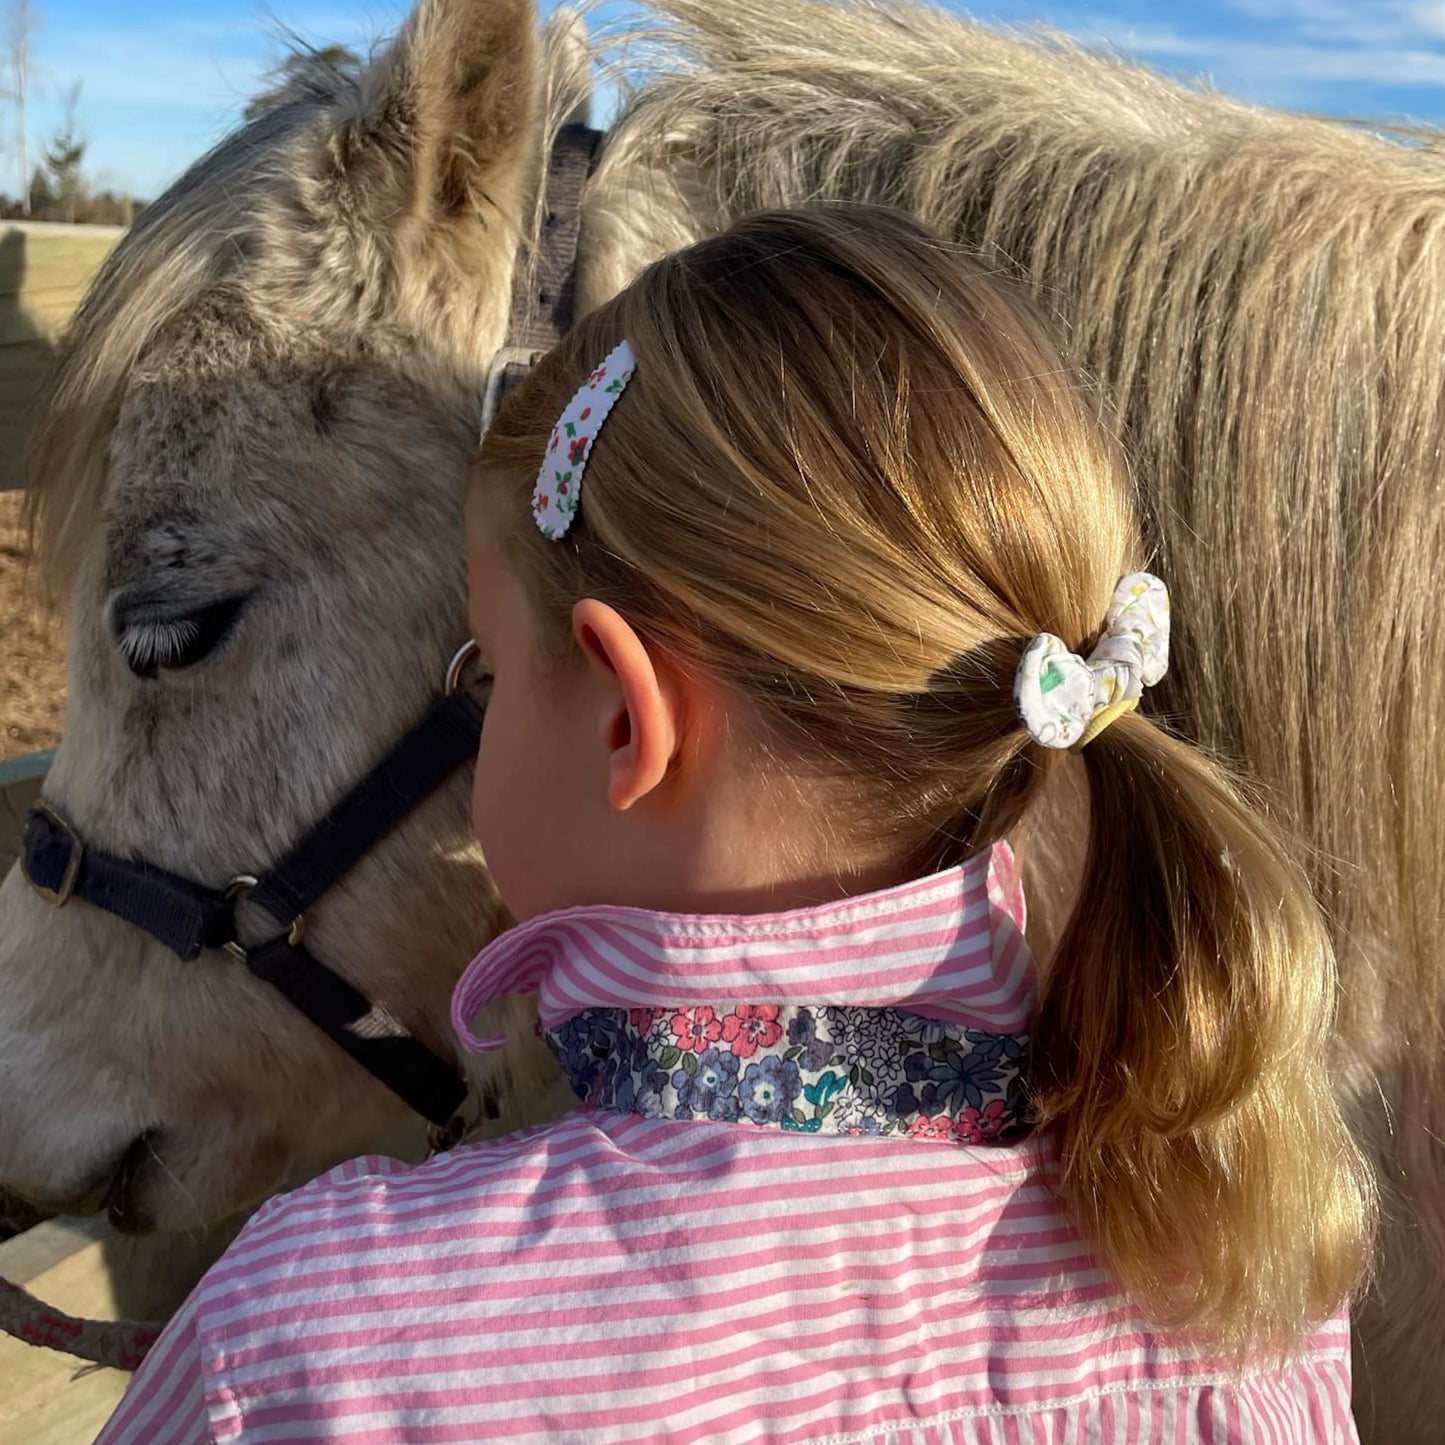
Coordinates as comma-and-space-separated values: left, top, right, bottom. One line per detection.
43, 127, 81, 222
42, 80, 83, 222
25, 158, 50, 213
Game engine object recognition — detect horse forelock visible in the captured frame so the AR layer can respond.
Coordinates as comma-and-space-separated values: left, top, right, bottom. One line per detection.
23, 100, 320, 595
25, 7, 589, 600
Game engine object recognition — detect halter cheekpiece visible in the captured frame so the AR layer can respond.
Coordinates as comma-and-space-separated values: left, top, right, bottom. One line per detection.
21, 650, 486, 1133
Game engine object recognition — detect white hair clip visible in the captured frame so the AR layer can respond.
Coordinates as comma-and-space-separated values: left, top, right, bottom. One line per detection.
1015, 572, 1170, 750
531, 339, 637, 541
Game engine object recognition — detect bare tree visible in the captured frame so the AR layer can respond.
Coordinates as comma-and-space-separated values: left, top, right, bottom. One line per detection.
4, 0, 38, 215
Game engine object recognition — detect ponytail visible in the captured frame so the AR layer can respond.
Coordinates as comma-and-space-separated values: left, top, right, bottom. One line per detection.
1029, 712, 1375, 1353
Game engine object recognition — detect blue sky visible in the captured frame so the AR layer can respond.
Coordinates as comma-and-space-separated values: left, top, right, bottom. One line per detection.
12, 0, 1445, 200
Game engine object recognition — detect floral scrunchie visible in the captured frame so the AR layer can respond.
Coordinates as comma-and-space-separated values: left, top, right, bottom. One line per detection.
1014, 572, 1170, 749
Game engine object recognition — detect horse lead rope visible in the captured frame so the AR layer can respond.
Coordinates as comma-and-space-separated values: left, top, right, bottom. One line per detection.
0, 123, 602, 1374
0, 1277, 158, 1373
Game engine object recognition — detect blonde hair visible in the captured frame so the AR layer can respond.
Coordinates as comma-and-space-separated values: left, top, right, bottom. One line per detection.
481, 203, 1373, 1352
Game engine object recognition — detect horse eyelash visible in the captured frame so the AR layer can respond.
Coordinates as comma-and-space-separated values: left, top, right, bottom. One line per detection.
119, 618, 201, 671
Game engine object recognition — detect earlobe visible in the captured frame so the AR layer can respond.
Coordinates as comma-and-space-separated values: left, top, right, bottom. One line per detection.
571, 600, 681, 812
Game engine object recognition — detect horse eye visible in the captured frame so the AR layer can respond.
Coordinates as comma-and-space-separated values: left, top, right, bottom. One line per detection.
113, 594, 250, 679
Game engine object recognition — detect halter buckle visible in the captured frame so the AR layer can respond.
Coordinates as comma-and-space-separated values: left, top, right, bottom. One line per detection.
478, 345, 545, 441
221, 874, 305, 962
22, 801, 85, 908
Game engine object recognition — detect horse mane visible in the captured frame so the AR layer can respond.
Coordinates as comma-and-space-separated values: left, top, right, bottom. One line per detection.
606, 0, 1445, 1055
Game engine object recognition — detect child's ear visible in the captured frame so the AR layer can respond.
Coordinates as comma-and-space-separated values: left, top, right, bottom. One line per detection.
570, 600, 684, 812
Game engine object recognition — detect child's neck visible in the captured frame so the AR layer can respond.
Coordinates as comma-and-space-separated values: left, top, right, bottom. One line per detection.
646, 860, 920, 918
623, 768, 918, 917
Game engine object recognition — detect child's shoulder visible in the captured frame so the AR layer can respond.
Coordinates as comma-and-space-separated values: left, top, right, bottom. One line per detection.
215, 1108, 1045, 1293
172, 1116, 1356, 1445
240, 1110, 610, 1239
187, 1113, 622, 1332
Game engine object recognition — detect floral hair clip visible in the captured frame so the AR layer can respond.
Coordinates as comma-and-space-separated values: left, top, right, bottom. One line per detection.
1014, 572, 1171, 749
531, 339, 637, 541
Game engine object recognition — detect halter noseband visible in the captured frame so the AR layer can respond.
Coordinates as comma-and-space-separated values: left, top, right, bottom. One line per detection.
18, 126, 604, 1145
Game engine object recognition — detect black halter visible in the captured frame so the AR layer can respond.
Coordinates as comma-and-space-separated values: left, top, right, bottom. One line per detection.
19, 126, 603, 1141
23, 647, 485, 1130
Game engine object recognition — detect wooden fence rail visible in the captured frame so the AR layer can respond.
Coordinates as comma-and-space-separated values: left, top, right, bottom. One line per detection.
1, 223, 124, 491
0, 750, 50, 874
0, 749, 219, 1441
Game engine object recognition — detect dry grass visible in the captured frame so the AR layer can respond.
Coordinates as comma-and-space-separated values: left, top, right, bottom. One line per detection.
0, 489, 65, 760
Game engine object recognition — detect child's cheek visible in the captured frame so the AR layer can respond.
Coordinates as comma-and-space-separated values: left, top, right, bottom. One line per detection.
471, 694, 509, 857
470, 737, 489, 847
470, 683, 540, 918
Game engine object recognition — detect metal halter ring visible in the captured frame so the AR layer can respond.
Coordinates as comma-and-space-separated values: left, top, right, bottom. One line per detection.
446, 639, 483, 694
426, 1114, 468, 1155
222, 874, 304, 962
22, 800, 84, 908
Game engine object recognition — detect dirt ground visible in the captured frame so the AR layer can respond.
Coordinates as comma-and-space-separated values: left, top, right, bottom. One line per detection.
0, 489, 66, 760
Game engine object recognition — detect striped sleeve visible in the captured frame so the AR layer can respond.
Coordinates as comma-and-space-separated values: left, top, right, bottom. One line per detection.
94, 1286, 212, 1445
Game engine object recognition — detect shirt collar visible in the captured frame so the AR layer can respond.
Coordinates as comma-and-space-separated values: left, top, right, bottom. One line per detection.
452, 841, 1033, 1056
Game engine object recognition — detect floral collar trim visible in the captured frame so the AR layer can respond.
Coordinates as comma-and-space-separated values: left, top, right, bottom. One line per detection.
544, 1001, 1031, 1146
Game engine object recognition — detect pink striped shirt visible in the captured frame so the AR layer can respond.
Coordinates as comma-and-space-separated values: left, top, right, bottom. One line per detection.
97, 843, 1357, 1444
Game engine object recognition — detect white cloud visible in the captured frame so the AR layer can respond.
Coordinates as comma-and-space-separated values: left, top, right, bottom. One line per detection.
1407, 2, 1445, 36
1007, 2, 1445, 112
1217, 0, 1417, 38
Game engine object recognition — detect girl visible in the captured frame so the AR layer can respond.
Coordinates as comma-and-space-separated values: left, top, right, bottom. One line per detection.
99, 204, 1373, 1443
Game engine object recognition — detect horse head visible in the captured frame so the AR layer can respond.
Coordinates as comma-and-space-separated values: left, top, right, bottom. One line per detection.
0, 0, 572, 1233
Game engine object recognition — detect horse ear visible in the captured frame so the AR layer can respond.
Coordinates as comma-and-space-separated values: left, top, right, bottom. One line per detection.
333, 0, 539, 227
